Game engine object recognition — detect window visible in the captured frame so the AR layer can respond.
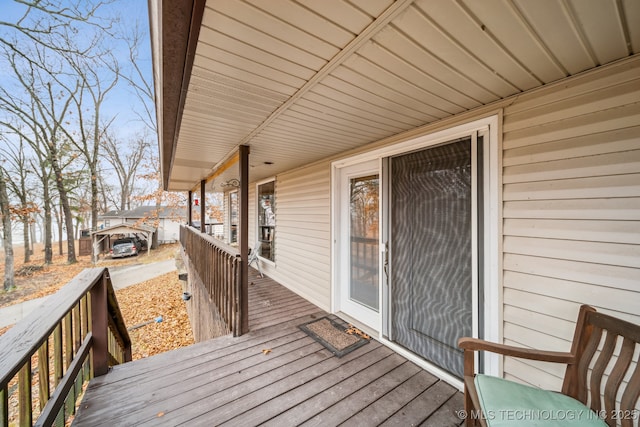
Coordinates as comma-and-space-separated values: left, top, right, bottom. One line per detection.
257, 180, 275, 262
229, 191, 238, 244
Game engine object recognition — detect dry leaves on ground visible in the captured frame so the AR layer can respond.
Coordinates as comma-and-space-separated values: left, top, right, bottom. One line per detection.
116, 271, 194, 360
0, 243, 180, 308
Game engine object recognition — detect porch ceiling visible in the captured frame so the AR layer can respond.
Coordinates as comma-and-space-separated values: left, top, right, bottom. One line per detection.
153, 0, 639, 192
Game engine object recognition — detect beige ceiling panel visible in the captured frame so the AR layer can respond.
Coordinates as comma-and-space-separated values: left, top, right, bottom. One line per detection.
369, 26, 497, 104
181, 102, 263, 128
177, 127, 246, 145
173, 158, 214, 169
186, 90, 277, 118
187, 92, 276, 121
349, 41, 473, 113
174, 135, 231, 153
198, 27, 316, 80
195, 44, 309, 88
330, 64, 456, 119
296, 94, 407, 133
397, 4, 518, 97
244, 0, 355, 49
416, 0, 541, 91
171, 164, 212, 183
266, 115, 376, 142
212, 0, 340, 60
194, 55, 299, 96
350, 0, 396, 18
460, 0, 568, 83
161, 0, 638, 191
262, 123, 362, 146
316, 76, 434, 126
180, 109, 259, 131
277, 108, 384, 140
567, 0, 629, 65
296, 0, 377, 34
190, 67, 290, 104
514, 0, 596, 74
254, 131, 354, 155
203, 8, 328, 70
624, 0, 640, 52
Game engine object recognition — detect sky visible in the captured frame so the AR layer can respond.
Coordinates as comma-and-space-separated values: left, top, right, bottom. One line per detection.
0, 0, 155, 140
0, 0, 156, 244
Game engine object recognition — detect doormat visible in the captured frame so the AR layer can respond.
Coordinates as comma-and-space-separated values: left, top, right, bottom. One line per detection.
299, 317, 370, 358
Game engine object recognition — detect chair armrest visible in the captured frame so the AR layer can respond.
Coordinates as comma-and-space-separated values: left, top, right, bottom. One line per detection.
458, 337, 575, 364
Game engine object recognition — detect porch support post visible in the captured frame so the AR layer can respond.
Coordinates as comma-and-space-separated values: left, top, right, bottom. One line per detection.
187, 191, 193, 226
200, 180, 206, 233
239, 145, 250, 334
90, 272, 108, 376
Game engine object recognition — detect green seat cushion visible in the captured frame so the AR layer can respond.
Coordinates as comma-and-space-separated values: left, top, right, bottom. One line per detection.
474, 374, 607, 427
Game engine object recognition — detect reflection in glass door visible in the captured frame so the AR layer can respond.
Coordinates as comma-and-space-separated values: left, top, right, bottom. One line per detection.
349, 175, 379, 311
337, 160, 380, 330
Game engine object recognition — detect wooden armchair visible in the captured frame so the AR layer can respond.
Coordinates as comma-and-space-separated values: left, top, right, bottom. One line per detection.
458, 305, 640, 427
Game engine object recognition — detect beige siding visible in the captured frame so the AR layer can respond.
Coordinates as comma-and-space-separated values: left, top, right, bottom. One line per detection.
250, 163, 332, 310
501, 58, 640, 390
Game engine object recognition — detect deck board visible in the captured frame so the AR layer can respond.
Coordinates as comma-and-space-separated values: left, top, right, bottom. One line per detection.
73, 269, 464, 426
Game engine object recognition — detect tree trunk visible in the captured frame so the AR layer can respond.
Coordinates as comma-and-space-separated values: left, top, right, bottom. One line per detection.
91, 160, 99, 232
55, 178, 77, 263
0, 168, 15, 290
51, 154, 78, 264
55, 202, 63, 256
42, 171, 53, 264
22, 216, 30, 263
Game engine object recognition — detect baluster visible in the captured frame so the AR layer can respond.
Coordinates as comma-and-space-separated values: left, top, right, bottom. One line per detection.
38, 340, 50, 410
63, 312, 75, 417
53, 323, 63, 386
18, 361, 32, 427
81, 295, 90, 380
0, 385, 7, 426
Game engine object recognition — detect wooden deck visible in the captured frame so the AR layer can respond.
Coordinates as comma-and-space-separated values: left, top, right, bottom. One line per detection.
73, 270, 464, 426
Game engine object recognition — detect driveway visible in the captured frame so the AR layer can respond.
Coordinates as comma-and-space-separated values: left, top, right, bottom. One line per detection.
107, 259, 177, 290
0, 259, 177, 328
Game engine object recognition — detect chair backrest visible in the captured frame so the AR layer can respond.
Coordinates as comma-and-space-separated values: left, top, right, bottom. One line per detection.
562, 305, 640, 426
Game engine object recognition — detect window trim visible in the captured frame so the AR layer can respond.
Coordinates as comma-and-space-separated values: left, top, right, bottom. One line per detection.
256, 177, 276, 265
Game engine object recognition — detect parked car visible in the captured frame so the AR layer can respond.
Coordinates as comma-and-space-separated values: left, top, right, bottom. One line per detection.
110, 237, 141, 258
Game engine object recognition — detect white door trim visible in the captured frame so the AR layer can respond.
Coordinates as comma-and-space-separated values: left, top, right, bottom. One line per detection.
333, 160, 381, 331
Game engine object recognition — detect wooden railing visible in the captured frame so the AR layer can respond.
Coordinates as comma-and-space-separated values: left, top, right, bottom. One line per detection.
0, 268, 131, 426
350, 236, 379, 283
180, 225, 244, 336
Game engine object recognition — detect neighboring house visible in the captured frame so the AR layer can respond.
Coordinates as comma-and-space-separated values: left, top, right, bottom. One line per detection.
150, 0, 639, 391
98, 206, 185, 244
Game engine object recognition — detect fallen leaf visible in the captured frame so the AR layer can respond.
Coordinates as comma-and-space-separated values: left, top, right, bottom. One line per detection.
157, 412, 165, 417
262, 349, 272, 355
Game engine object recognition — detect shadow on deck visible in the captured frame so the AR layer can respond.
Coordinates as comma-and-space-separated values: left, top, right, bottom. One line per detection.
73, 270, 464, 426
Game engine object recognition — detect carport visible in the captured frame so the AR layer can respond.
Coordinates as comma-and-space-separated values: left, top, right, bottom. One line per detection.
90, 224, 155, 262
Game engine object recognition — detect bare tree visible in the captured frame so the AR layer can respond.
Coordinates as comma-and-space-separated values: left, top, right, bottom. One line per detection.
0, 166, 15, 290
0, 0, 112, 68
100, 131, 150, 211
56, 47, 119, 232
0, 135, 39, 263
28, 154, 54, 264
0, 48, 80, 263
116, 20, 156, 133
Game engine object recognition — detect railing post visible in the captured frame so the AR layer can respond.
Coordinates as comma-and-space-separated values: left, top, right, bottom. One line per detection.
90, 271, 109, 377
239, 145, 249, 335
200, 179, 206, 234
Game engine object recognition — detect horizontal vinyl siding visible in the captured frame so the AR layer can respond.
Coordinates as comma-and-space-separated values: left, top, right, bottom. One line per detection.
501, 59, 640, 390
254, 162, 332, 310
